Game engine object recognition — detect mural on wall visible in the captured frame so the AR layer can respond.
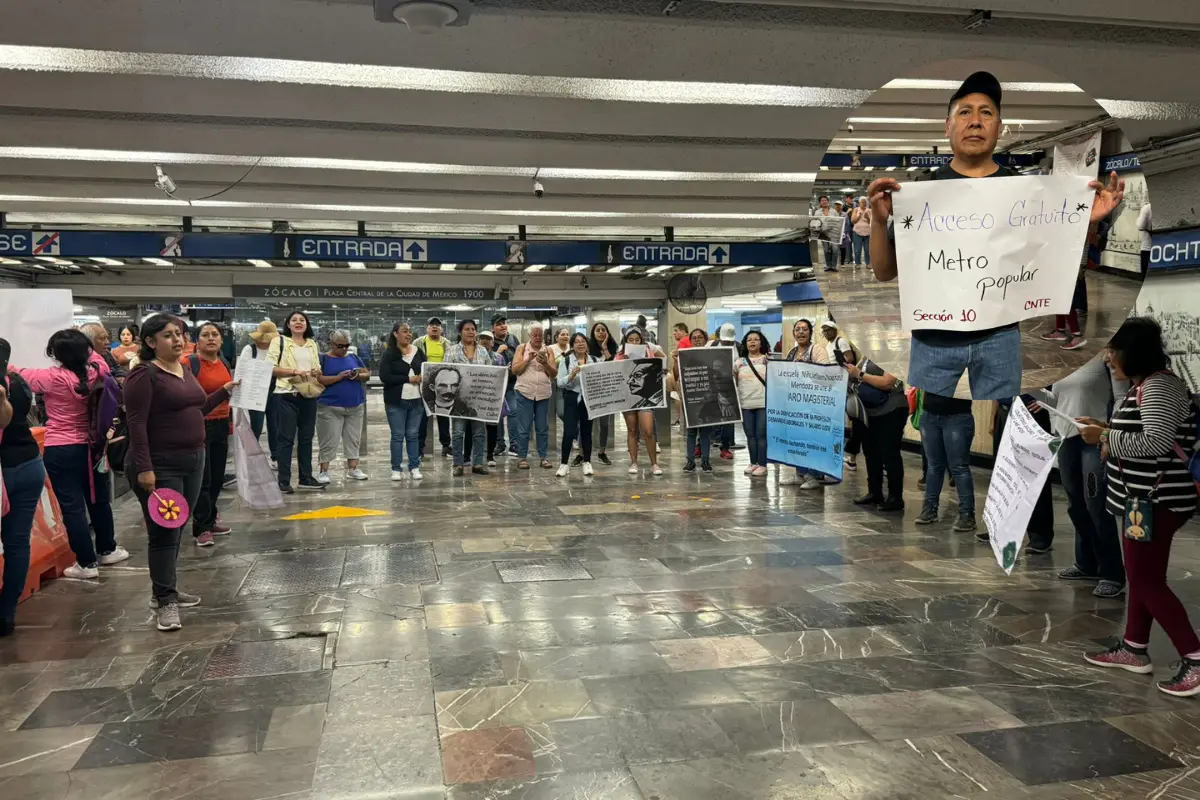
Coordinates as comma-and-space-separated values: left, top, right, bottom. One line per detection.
1102, 171, 1148, 274
1133, 271, 1200, 396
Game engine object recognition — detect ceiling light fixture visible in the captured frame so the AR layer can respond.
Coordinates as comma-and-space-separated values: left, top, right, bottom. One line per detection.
396, 262, 412, 270
249, 259, 272, 268
482, 264, 501, 271
606, 264, 631, 273
684, 265, 713, 274
439, 263, 457, 271
300, 260, 320, 268
348, 261, 367, 270
524, 264, 545, 272
386, 1, 461, 32
722, 265, 756, 273
143, 257, 171, 266
646, 265, 672, 275
91, 257, 124, 266
566, 264, 589, 273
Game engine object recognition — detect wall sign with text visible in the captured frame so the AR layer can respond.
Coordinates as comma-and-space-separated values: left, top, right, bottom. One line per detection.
892, 174, 1094, 332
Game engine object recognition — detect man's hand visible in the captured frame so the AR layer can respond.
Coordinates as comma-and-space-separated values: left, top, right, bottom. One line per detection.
1089, 171, 1125, 222
867, 177, 901, 224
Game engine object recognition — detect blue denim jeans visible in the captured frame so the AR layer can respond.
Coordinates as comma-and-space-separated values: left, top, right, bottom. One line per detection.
908, 325, 1022, 400
851, 232, 870, 265
42, 443, 115, 568
513, 392, 550, 460
742, 408, 768, 466
452, 418, 486, 467
1, 457, 46, 621
686, 427, 712, 465
920, 411, 976, 515
1058, 435, 1124, 583
385, 399, 423, 470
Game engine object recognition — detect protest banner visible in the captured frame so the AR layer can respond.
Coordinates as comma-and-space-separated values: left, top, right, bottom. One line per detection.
230, 356, 274, 412
580, 358, 666, 417
0, 289, 74, 369
232, 410, 284, 510
982, 400, 1060, 574
420, 362, 508, 425
765, 360, 848, 479
892, 174, 1094, 332
679, 347, 741, 428
1053, 130, 1102, 178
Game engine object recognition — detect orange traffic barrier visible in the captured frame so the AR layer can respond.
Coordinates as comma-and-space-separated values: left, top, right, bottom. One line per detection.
0, 428, 71, 604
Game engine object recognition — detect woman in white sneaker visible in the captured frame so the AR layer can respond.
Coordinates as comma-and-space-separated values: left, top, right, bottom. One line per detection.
779, 319, 834, 489
379, 323, 425, 482
736, 330, 771, 477
315, 329, 371, 485
615, 327, 666, 476
556, 333, 599, 478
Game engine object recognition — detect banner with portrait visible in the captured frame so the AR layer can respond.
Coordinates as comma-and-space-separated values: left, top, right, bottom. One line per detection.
678, 347, 741, 428
420, 362, 508, 425
765, 360, 849, 479
580, 358, 667, 417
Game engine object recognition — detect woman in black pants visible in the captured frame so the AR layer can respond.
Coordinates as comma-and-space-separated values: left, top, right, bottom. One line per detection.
847, 360, 908, 512
556, 333, 598, 479
124, 314, 235, 632
267, 310, 324, 493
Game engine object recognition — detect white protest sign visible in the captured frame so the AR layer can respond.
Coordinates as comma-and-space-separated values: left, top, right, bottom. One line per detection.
1053, 130, 1102, 178
230, 356, 274, 412
893, 174, 1094, 332
0, 289, 74, 368
982, 400, 1059, 574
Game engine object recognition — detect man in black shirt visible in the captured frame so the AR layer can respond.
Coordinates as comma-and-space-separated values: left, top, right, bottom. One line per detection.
865, 71, 1124, 401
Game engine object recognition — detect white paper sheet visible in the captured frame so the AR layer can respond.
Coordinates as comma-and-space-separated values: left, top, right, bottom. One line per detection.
230, 356, 274, 412
0, 289, 74, 368
892, 174, 1094, 332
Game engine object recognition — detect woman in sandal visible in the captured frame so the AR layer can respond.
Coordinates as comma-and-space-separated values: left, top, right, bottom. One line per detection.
1079, 317, 1200, 696
737, 330, 771, 477
510, 324, 557, 470
616, 326, 666, 476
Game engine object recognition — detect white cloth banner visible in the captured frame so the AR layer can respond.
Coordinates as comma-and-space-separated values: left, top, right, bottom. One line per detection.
420, 362, 507, 425
230, 356, 274, 412
982, 400, 1059, 574
232, 410, 284, 510
0, 289, 74, 368
580, 358, 667, 417
892, 174, 1094, 332
1053, 130, 1103, 178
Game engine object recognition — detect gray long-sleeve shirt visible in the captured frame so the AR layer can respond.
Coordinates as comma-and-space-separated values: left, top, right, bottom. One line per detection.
1034, 355, 1129, 439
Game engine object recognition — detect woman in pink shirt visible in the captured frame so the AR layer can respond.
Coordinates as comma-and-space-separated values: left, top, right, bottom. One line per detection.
14, 329, 128, 578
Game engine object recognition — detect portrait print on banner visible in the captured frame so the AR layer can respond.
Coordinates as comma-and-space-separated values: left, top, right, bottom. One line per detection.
579, 358, 667, 417
420, 362, 508, 425
678, 347, 741, 428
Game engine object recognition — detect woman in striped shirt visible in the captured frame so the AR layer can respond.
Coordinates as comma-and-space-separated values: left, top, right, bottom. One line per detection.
1077, 317, 1200, 697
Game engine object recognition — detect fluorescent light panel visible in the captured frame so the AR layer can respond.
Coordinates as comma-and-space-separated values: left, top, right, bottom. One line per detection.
396, 262, 412, 270
300, 260, 319, 268
90, 257, 124, 266
606, 264, 631, 273
348, 261, 366, 270
249, 259, 272, 268
846, 116, 1063, 125
482, 264, 501, 271
524, 264, 545, 272
143, 257, 171, 266
566, 264, 588, 272
439, 263, 457, 271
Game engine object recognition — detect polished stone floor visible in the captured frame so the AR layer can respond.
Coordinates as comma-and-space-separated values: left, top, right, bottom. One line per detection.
816, 261, 1142, 398
3, 410, 1200, 799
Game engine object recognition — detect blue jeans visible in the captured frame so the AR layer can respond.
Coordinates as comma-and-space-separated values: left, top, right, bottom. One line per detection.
852, 232, 870, 265
385, 400, 423, 471
686, 427, 711, 464
42, 444, 115, 567
513, 393, 549, 460
452, 418, 486, 467
920, 411, 975, 515
1058, 436, 1124, 583
1, 457, 46, 621
908, 325, 1022, 400
742, 408, 768, 467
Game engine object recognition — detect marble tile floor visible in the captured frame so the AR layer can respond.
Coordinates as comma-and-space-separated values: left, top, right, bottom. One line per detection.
815, 262, 1143, 398
3, 418, 1200, 799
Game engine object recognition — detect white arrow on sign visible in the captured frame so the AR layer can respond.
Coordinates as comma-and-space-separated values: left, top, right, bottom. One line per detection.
708, 244, 731, 265
402, 239, 429, 262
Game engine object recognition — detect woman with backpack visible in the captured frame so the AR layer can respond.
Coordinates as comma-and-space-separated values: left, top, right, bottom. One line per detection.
736, 330, 771, 477
1, 338, 47, 637
1079, 317, 1200, 696
188, 322, 234, 547
268, 310, 325, 494
315, 328, 371, 484
845, 358, 907, 512
12, 329, 126, 579
124, 314, 236, 631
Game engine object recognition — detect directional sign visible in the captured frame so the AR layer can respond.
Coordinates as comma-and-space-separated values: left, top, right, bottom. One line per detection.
233, 285, 508, 302
1149, 228, 1200, 272
708, 244, 731, 265
32, 231, 61, 256
1101, 152, 1141, 174
403, 239, 428, 262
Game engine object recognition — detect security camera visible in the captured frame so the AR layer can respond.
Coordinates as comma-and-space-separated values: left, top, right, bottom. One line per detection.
533, 179, 545, 199
154, 165, 177, 196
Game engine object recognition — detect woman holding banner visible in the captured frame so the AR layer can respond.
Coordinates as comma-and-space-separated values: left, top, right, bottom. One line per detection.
556, 333, 599, 478
588, 323, 618, 466
675, 328, 713, 473
1079, 317, 1200, 696
616, 327, 665, 476
446, 319, 495, 477
737, 331, 771, 477
511, 324, 557, 470
780, 319, 834, 489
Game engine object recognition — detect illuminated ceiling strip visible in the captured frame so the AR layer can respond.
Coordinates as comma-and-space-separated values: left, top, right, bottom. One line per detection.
646, 265, 672, 275
481, 264, 501, 271
348, 261, 367, 270
300, 260, 319, 269
249, 259, 272, 268
439, 263, 457, 271
0, 194, 807, 221
0, 147, 815, 184
566, 264, 589, 272
845, 117, 1063, 125
684, 265, 713, 274
91, 257, 124, 266
143, 257, 171, 266
396, 262, 412, 270
606, 265, 631, 273
524, 265, 545, 272
883, 79, 1083, 92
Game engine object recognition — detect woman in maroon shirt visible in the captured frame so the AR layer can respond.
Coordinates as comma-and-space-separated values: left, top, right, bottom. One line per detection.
124, 314, 235, 632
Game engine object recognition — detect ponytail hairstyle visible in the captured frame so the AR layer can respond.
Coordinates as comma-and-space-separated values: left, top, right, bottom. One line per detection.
46, 329, 95, 397
136, 313, 184, 365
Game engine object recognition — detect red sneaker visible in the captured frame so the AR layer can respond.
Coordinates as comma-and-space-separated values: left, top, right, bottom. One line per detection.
1085, 642, 1152, 674
720, 449, 734, 460
210, 522, 232, 536
1158, 660, 1200, 697
194, 532, 215, 547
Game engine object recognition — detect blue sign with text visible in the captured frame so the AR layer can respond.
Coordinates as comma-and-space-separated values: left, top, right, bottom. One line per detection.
1101, 152, 1141, 173
1149, 228, 1200, 272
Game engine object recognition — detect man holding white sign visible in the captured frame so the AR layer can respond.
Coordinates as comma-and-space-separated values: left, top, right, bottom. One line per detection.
867, 71, 1125, 401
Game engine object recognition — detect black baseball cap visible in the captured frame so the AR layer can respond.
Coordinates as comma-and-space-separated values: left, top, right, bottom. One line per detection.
491, 314, 507, 325
948, 71, 1002, 113
426, 316, 443, 327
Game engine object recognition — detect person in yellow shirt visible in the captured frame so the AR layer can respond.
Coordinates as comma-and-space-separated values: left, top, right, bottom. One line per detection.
414, 317, 450, 455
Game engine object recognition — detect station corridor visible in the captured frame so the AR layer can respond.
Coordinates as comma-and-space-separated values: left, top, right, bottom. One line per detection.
3, 407, 1200, 800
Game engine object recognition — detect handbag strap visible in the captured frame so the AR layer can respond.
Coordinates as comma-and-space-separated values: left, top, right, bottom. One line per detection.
745, 356, 767, 387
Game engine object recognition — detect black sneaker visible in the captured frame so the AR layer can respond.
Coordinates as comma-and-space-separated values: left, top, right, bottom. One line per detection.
914, 506, 939, 525
298, 477, 326, 491
278, 483, 295, 495
701, 460, 713, 473
975, 531, 989, 543
683, 461, 696, 473
1027, 540, 1054, 554
222, 473, 237, 488
0, 617, 14, 638
472, 466, 489, 476
598, 453, 612, 466
854, 493, 884, 506
442, 446, 452, 457
877, 497, 905, 512
572, 455, 584, 466
952, 513, 977, 533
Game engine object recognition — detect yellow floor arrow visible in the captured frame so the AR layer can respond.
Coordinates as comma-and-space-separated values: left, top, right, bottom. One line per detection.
282, 506, 391, 521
